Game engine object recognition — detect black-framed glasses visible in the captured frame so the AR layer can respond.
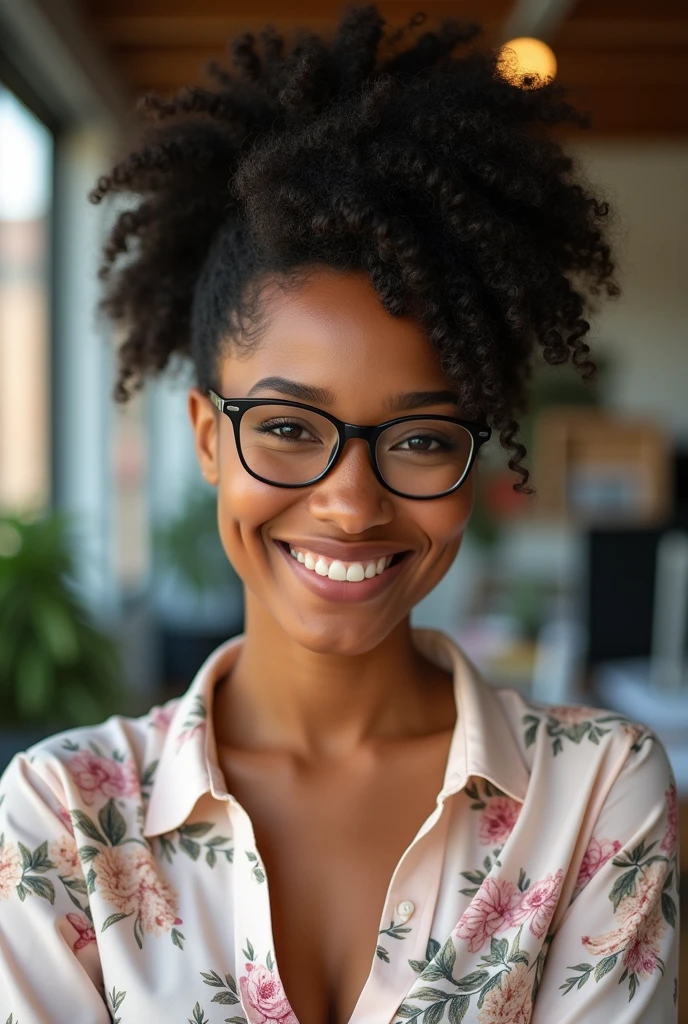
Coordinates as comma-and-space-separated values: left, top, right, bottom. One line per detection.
207, 389, 492, 500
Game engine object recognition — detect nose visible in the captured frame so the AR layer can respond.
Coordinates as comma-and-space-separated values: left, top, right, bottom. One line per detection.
307, 438, 394, 532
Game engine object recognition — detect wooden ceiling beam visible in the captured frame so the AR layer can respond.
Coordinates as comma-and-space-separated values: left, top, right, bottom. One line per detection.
89, 13, 505, 48
83, 0, 511, 20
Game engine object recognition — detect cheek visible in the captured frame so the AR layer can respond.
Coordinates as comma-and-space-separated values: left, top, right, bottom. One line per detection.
215, 441, 292, 579
416, 479, 474, 551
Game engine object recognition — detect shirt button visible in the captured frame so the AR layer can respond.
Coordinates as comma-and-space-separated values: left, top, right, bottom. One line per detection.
396, 900, 415, 921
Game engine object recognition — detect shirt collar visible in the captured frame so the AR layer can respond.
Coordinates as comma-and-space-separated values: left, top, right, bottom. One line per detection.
142, 628, 529, 838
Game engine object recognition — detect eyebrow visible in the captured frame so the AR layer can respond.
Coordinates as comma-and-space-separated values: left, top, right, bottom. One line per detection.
246, 376, 459, 412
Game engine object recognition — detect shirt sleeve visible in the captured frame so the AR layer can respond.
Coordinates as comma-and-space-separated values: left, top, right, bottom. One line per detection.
0, 749, 110, 1022
531, 729, 680, 1023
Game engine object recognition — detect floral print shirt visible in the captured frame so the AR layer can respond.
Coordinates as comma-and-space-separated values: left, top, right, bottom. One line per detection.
0, 628, 680, 1023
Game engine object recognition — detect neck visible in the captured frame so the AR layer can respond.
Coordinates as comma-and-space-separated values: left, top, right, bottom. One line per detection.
212, 593, 455, 760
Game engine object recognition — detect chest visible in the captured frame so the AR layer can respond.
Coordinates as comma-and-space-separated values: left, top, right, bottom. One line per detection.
217, 733, 453, 1024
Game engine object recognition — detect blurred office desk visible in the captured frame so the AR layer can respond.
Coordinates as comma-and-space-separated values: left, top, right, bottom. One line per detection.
594, 658, 688, 795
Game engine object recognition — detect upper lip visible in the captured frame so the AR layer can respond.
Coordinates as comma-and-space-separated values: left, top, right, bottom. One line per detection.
274, 538, 412, 562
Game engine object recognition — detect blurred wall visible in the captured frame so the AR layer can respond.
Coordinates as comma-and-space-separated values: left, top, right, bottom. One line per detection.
571, 140, 688, 439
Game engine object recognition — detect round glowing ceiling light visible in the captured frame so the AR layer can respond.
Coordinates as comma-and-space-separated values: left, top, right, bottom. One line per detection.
497, 37, 557, 87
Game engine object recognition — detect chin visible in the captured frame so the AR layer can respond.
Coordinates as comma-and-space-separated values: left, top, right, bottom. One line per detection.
284, 613, 401, 658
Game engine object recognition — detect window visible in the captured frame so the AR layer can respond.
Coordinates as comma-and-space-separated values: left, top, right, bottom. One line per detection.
0, 83, 53, 513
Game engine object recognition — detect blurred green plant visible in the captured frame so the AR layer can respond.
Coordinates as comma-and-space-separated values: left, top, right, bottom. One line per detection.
0, 513, 122, 727
154, 486, 242, 595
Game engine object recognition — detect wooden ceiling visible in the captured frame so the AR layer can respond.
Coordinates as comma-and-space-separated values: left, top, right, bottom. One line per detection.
79, 0, 688, 136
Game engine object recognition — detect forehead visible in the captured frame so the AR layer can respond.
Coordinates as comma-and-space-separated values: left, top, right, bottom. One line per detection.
220, 268, 452, 412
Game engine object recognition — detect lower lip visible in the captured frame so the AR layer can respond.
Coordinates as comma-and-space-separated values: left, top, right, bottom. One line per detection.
275, 542, 410, 604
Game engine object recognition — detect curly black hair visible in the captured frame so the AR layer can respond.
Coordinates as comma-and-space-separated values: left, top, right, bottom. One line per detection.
90, 4, 619, 495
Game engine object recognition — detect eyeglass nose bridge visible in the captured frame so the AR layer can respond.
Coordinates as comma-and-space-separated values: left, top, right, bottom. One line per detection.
329, 423, 378, 474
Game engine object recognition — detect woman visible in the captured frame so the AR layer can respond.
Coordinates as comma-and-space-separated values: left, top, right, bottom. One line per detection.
0, 7, 679, 1023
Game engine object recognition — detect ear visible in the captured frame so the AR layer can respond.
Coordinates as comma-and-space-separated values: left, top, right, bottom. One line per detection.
188, 387, 220, 486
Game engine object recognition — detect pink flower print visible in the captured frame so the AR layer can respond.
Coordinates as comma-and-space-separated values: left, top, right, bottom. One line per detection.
56, 802, 75, 837
622, 902, 667, 980
0, 840, 22, 900
660, 782, 678, 856
96, 845, 181, 937
150, 703, 176, 732
583, 861, 667, 958
66, 751, 139, 806
477, 961, 532, 1024
621, 722, 646, 748
65, 912, 97, 951
96, 846, 140, 916
509, 869, 563, 938
239, 963, 298, 1024
50, 834, 81, 878
546, 704, 599, 726
574, 837, 622, 894
478, 797, 521, 847
455, 877, 520, 953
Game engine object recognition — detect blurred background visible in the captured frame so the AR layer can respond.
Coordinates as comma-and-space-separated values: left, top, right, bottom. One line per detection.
0, 0, 687, 1009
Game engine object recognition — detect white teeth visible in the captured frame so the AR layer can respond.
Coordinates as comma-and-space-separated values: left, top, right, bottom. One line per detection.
287, 544, 402, 583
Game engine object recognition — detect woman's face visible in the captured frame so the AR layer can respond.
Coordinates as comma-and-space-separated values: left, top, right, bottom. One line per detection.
189, 267, 475, 656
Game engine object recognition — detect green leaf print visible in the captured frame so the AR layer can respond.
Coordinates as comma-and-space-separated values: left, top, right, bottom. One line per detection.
140, 759, 158, 788
133, 911, 144, 950
661, 891, 677, 928
608, 867, 638, 910
379, 919, 412, 941
171, 927, 185, 949
408, 937, 442, 974
188, 1002, 210, 1024
398, 927, 537, 1023
70, 809, 107, 845
106, 986, 126, 1024
98, 799, 127, 846
179, 836, 201, 860
395, 992, 470, 1023
179, 822, 214, 838
102, 911, 133, 931
523, 714, 540, 748
200, 968, 241, 1004
78, 845, 100, 864
22, 875, 55, 903
158, 825, 233, 868
245, 850, 266, 883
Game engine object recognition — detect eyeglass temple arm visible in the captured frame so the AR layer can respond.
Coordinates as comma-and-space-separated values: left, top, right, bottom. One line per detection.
208, 389, 240, 413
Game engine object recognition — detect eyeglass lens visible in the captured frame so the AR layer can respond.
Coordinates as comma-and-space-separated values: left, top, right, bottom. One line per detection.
239, 404, 474, 497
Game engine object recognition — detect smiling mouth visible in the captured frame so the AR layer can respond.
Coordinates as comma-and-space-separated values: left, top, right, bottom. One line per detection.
277, 541, 409, 583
